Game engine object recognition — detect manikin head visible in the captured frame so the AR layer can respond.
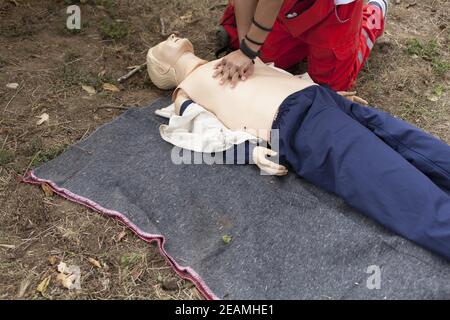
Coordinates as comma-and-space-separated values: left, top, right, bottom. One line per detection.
147, 34, 199, 90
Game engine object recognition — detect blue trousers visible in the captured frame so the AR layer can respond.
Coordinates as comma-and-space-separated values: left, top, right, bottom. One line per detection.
273, 86, 450, 260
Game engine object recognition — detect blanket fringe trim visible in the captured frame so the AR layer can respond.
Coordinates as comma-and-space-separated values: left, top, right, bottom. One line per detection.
22, 170, 219, 301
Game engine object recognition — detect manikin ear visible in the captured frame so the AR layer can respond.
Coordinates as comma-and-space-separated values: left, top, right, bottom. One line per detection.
147, 48, 178, 90
155, 63, 169, 74
152, 58, 172, 75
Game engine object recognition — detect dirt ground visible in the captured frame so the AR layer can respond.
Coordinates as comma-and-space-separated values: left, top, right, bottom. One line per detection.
0, 0, 448, 300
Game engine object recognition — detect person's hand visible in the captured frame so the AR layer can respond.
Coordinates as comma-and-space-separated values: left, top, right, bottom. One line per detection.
338, 91, 369, 105
213, 50, 255, 88
253, 146, 288, 176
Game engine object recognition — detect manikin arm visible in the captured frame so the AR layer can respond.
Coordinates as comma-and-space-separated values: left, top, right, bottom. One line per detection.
174, 88, 191, 116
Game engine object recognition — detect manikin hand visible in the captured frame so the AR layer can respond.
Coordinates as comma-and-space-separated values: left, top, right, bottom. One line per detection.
213, 50, 255, 88
253, 146, 288, 176
338, 91, 369, 105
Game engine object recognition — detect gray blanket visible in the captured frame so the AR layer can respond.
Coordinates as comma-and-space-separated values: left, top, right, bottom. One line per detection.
25, 98, 450, 300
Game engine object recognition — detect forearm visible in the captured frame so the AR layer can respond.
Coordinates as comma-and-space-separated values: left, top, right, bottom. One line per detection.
234, 0, 258, 42
245, 0, 283, 52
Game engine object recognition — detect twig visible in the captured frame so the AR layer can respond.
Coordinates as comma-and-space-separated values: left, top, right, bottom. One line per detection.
22, 151, 40, 178
95, 104, 130, 111
209, 4, 227, 11
1, 134, 8, 149
117, 63, 147, 83
4, 84, 24, 112
71, 145, 94, 155
64, 58, 83, 66
7, 0, 19, 6
0, 244, 16, 249
80, 127, 91, 141
160, 17, 167, 36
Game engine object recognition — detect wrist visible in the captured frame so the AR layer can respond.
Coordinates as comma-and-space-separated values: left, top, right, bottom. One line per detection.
245, 39, 261, 52
240, 38, 260, 61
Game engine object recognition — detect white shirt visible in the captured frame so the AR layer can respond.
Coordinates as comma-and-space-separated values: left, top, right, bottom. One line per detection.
157, 102, 258, 153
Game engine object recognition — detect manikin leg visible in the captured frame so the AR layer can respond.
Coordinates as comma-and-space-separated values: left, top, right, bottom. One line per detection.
277, 87, 450, 260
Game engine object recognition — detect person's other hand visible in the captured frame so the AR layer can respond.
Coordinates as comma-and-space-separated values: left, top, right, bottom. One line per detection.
253, 146, 288, 176
213, 50, 255, 88
338, 91, 369, 105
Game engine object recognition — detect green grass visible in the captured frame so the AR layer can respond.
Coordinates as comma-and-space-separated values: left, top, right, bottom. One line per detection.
0, 56, 7, 69
91, 72, 116, 89
120, 252, 145, 268
97, 0, 117, 11
433, 85, 445, 97
60, 64, 83, 87
59, 51, 115, 89
31, 145, 68, 168
432, 59, 450, 76
99, 20, 129, 40
398, 102, 427, 121
25, 137, 44, 157
64, 52, 82, 64
406, 39, 439, 60
406, 38, 449, 77
0, 149, 15, 166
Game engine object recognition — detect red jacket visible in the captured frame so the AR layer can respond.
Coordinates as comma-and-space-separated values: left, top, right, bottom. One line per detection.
278, 0, 362, 48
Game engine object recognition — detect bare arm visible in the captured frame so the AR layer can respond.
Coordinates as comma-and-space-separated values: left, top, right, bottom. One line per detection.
245, 0, 284, 52
214, 0, 284, 87
234, 0, 258, 42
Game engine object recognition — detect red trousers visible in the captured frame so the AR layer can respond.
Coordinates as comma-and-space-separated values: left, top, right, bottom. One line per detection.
220, 0, 385, 91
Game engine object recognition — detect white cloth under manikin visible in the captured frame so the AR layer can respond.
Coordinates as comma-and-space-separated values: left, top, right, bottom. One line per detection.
158, 102, 259, 154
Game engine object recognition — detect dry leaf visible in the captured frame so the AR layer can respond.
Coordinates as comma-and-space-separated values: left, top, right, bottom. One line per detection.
428, 96, 440, 102
82, 85, 96, 95
98, 69, 106, 78
36, 113, 49, 126
57, 273, 77, 290
103, 83, 120, 92
48, 256, 58, 266
6, 83, 19, 90
131, 267, 143, 281
17, 278, 31, 298
41, 184, 54, 197
180, 11, 193, 22
117, 231, 127, 242
222, 235, 232, 245
88, 258, 102, 269
36, 276, 51, 294
57, 262, 81, 290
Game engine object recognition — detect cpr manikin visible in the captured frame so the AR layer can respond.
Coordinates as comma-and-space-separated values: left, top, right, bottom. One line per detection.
147, 35, 450, 261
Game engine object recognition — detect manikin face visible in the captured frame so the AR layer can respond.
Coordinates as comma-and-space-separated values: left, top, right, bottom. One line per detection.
152, 34, 195, 69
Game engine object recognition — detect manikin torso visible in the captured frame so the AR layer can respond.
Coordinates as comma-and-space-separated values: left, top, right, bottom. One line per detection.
175, 58, 316, 141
